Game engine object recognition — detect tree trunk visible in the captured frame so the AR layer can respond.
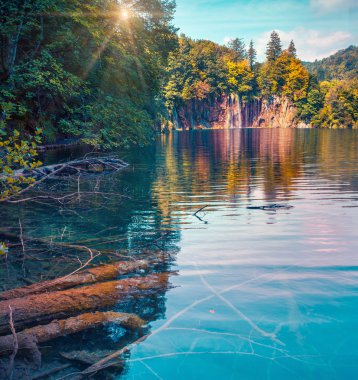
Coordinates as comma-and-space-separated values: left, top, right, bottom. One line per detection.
0, 273, 169, 334
0, 259, 152, 300
0, 311, 145, 356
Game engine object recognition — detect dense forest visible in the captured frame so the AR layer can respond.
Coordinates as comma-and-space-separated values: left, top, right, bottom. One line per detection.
0, 0, 177, 148
304, 45, 358, 81
164, 34, 358, 130
1, 1, 357, 199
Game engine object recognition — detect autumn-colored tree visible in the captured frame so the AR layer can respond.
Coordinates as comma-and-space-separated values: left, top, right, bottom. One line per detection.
227, 60, 254, 100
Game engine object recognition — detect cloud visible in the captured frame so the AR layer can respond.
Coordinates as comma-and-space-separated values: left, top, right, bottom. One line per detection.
310, 0, 358, 13
256, 28, 354, 61
223, 36, 234, 45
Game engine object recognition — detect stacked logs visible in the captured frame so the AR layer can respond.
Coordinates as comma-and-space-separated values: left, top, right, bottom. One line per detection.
0, 254, 171, 379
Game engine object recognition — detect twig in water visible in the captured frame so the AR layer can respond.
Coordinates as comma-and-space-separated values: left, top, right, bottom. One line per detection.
193, 205, 209, 224
7, 305, 18, 380
193, 205, 208, 216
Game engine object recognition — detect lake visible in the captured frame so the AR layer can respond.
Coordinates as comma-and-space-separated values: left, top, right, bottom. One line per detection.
1, 128, 358, 379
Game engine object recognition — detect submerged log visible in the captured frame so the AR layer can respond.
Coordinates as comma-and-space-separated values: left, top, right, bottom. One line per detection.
0, 273, 169, 334
0, 259, 151, 300
60, 349, 121, 365
0, 312, 144, 356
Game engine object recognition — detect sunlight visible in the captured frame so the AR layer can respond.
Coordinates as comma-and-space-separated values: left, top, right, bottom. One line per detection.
120, 8, 130, 21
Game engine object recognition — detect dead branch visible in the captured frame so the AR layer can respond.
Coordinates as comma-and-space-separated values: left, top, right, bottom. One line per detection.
7, 306, 18, 380
71, 333, 151, 379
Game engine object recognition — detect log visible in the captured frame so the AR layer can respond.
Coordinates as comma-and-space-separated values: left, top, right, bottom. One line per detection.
0, 259, 151, 300
0, 273, 169, 334
0, 312, 144, 356
60, 349, 120, 365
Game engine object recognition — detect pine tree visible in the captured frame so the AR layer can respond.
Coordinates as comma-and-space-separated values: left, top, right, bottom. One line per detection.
248, 40, 257, 69
288, 40, 297, 57
266, 31, 282, 61
228, 38, 246, 62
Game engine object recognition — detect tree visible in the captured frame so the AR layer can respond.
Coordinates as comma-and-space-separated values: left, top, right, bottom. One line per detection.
247, 40, 257, 69
266, 31, 282, 61
288, 40, 297, 57
228, 38, 246, 62
227, 60, 254, 100
0, 0, 178, 148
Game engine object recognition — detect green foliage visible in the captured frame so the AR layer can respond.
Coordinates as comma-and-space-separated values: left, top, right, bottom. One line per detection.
228, 38, 246, 62
311, 80, 358, 128
266, 31, 282, 62
299, 47, 358, 128
304, 45, 358, 81
288, 40, 297, 57
247, 40, 257, 70
163, 36, 256, 111
0, 117, 42, 200
0, 0, 177, 148
227, 60, 254, 100
258, 50, 309, 101
0, 241, 8, 256
256, 33, 357, 128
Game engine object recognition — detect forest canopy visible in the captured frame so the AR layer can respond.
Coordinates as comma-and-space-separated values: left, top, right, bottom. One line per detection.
0, 0, 177, 148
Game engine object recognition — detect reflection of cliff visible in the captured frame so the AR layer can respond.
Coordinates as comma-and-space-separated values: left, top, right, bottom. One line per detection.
152, 129, 358, 215
170, 95, 308, 130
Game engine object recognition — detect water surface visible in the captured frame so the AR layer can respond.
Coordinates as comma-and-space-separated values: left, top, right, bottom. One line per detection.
1, 129, 358, 379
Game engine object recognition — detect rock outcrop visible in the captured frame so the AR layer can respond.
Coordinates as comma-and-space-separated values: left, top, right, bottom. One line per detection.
168, 95, 310, 130
252, 96, 310, 129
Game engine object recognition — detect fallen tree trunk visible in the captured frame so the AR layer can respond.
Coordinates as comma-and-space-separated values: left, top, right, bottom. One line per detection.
0, 311, 145, 356
0, 259, 151, 300
0, 273, 169, 334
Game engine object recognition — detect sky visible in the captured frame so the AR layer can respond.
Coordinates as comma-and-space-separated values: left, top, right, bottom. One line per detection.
173, 0, 358, 61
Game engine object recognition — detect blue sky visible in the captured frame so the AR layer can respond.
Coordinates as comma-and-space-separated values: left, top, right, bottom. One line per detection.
174, 0, 358, 61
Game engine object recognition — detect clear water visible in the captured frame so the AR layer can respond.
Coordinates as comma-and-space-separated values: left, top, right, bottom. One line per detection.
1, 128, 358, 379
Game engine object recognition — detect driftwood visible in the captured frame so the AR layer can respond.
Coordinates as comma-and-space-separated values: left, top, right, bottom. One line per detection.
0, 312, 144, 356
14, 157, 129, 180
0, 273, 169, 334
0, 259, 152, 300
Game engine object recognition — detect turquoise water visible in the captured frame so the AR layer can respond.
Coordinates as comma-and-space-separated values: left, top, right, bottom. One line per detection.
121, 129, 358, 380
1, 128, 358, 379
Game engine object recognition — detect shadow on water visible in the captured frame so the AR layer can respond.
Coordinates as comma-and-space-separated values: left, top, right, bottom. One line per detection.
0, 128, 357, 379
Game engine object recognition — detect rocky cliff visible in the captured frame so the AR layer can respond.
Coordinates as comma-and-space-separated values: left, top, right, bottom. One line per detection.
168, 95, 309, 130
252, 97, 310, 129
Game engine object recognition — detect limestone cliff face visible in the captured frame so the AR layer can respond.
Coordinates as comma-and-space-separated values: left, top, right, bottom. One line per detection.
252, 96, 310, 129
169, 95, 310, 130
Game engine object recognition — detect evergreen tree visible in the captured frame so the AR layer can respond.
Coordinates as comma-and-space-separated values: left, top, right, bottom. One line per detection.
248, 40, 257, 69
266, 31, 282, 61
228, 38, 246, 62
288, 40, 297, 57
